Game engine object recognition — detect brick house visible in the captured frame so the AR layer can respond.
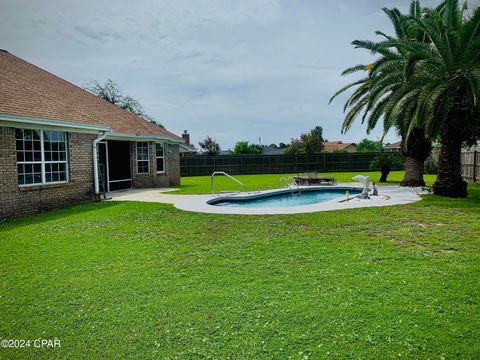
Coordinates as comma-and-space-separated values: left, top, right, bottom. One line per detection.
0, 50, 187, 218
322, 141, 357, 153
384, 141, 402, 152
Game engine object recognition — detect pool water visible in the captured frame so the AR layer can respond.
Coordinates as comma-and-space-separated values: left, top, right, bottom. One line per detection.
209, 188, 361, 208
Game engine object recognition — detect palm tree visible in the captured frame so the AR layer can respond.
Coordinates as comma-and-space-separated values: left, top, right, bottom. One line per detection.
330, 1, 432, 187
393, 0, 480, 197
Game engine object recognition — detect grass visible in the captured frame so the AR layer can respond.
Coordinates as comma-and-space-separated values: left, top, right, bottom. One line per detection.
0, 173, 479, 358
174, 171, 438, 194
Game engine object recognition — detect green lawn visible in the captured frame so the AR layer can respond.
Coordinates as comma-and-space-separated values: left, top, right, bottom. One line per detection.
174, 171, 437, 194
0, 174, 479, 359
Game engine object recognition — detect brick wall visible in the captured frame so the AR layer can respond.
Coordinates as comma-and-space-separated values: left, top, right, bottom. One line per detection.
131, 141, 180, 188
167, 143, 180, 186
0, 126, 96, 218
0, 130, 182, 219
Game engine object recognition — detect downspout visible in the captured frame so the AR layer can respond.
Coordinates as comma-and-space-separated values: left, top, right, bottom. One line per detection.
93, 132, 107, 197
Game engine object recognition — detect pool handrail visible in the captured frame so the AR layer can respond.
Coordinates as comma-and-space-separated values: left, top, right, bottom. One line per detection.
278, 177, 290, 189
211, 171, 244, 195
288, 176, 301, 195
278, 177, 300, 195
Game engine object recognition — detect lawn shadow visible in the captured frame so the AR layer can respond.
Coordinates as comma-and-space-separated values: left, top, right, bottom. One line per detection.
418, 184, 480, 209
172, 184, 197, 192
0, 201, 125, 229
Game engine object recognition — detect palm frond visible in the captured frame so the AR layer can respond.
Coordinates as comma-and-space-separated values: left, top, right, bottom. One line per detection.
375, 31, 394, 40
410, 0, 422, 19
366, 97, 390, 132
387, 88, 422, 131
382, 7, 407, 38
343, 83, 370, 113
445, 0, 460, 30
329, 78, 368, 104
341, 97, 369, 133
460, 6, 480, 57
341, 64, 369, 76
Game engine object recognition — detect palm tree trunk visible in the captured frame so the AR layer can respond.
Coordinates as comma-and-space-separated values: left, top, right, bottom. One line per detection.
433, 129, 467, 198
380, 165, 390, 182
400, 155, 426, 187
400, 128, 431, 187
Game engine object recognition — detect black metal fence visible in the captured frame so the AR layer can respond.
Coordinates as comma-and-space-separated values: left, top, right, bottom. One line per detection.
181, 152, 401, 177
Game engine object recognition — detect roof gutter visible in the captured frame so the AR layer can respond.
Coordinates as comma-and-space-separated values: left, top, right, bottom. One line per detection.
106, 132, 184, 143
0, 115, 184, 143
0, 113, 111, 133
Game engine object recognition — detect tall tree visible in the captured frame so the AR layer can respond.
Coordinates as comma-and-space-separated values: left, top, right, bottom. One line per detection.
232, 141, 263, 155
86, 79, 164, 128
284, 126, 325, 154
330, 0, 433, 187
400, 0, 480, 197
356, 138, 383, 152
335, 0, 480, 196
198, 136, 221, 156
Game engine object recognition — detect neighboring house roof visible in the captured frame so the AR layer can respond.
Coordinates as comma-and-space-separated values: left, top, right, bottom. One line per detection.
183, 145, 197, 152
0, 50, 181, 141
180, 143, 197, 153
384, 141, 402, 150
322, 141, 357, 152
262, 146, 285, 155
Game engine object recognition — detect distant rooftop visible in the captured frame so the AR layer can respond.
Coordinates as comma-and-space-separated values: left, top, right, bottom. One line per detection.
384, 141, 402, 149
323, 141, 356, 152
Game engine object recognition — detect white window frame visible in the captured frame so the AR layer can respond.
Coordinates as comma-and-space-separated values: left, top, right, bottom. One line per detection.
16, 129, 69, 187
136, 141, 150, 174
155, 143, 166, 174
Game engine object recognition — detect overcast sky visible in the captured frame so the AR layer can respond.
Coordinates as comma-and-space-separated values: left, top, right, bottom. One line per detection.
1, 0, 446, 149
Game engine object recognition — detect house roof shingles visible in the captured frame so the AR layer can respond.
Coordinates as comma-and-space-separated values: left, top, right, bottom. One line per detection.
384, 141, 402, 149
0, 50, 181, 140
322, 141, 356, 152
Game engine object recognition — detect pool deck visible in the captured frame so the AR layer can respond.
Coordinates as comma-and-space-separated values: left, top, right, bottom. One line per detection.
107, 188, 194, 204
108, 184, 425, 215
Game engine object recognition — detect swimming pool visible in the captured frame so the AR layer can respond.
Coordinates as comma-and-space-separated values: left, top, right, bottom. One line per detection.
173, 185, 422, 215
208, 187, 362, 208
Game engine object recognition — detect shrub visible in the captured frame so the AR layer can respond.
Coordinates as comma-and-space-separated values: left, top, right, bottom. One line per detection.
370, 153, 403, 182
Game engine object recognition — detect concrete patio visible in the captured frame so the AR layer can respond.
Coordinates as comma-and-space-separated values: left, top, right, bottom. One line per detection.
107, 188, 197, 204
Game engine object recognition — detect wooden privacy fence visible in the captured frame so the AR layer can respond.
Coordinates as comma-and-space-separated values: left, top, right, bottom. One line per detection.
181, 152, 400, 177
461, 151, 480, 183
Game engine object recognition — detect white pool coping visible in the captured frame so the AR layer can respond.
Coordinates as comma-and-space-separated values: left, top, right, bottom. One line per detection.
173, 185, 424, 215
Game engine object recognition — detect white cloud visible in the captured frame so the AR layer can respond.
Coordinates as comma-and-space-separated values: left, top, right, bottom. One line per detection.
0, 0, 444, 147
